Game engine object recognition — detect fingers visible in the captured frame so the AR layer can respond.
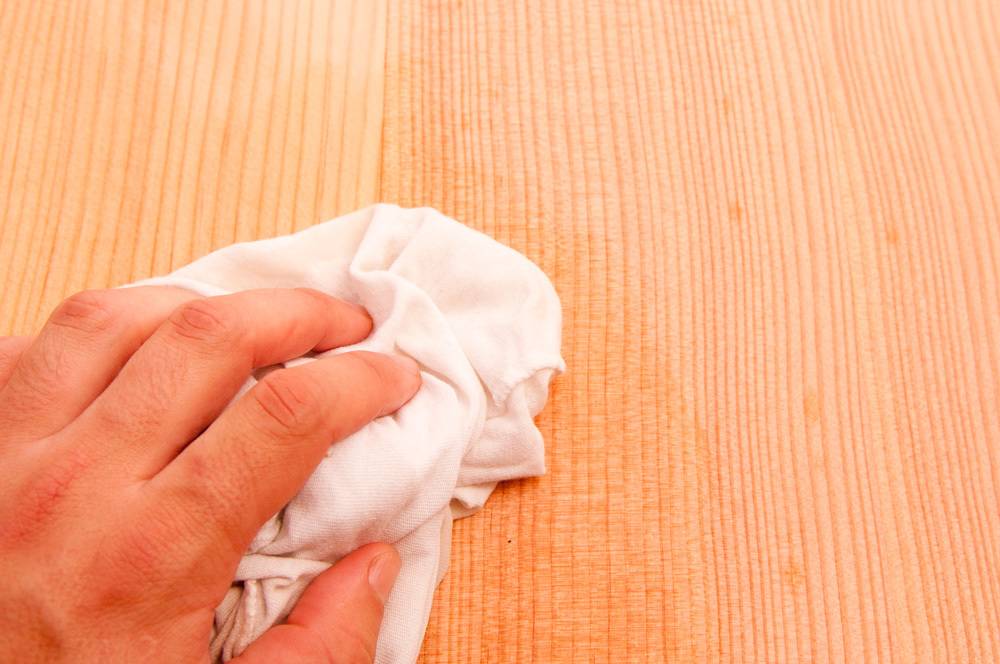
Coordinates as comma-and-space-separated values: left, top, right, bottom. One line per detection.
0, 336, 31, 387
152, 351, 420, 548
232, 544, 401, 664
0, 288, 199, 443
74, 288, 373, 475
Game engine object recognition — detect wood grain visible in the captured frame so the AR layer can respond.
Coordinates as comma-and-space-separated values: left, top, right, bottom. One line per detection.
380, 1, 1000, 662
3, 0, 1000, 662
0, 0, 386, 335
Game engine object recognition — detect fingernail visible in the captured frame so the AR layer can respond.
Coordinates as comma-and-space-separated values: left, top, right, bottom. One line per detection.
368, 550, 402, 604
390, 354, 420, 376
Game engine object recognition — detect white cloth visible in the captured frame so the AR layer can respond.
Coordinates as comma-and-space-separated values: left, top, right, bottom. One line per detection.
132, 204, 564, 663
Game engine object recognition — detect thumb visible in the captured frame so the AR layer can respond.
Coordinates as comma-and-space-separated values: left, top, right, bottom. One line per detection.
233, 543, 401, 664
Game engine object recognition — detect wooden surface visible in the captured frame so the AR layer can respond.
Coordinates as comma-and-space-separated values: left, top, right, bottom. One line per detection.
0, 0, 385, 325
3, 1, 1000, 661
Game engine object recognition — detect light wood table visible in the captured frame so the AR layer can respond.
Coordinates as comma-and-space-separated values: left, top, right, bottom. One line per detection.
3, 1, 999, 661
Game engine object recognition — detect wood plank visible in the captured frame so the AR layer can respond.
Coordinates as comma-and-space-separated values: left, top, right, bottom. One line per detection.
0, 0, 386, 335
380, 1, 1000, 661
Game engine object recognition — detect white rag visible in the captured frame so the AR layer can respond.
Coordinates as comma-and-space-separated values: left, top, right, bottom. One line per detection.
131, 204, 564, 663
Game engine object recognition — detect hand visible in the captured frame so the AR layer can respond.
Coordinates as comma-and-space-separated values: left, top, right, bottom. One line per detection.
0, 287, 421, 663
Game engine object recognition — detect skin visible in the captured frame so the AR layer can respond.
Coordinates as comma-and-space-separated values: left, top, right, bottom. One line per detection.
0, 286, 422, 663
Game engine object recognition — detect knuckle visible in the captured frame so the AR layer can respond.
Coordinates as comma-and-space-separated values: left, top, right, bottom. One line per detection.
249, 370, 325, 435
103, 524, 170, 585
80, 512, 184, 606
48, 290, 119, 336
0, 450, 91, 547
166, 299, 240, 347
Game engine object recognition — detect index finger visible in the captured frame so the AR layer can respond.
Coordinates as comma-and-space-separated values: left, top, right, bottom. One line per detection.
147, 350, 421, 550
70, 287, 373, 478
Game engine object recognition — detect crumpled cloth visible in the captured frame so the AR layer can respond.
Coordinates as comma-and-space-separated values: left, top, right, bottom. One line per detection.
132, 204, 564, 663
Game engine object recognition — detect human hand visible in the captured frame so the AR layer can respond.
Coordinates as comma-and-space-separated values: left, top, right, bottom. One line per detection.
0, 287, 421, 663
